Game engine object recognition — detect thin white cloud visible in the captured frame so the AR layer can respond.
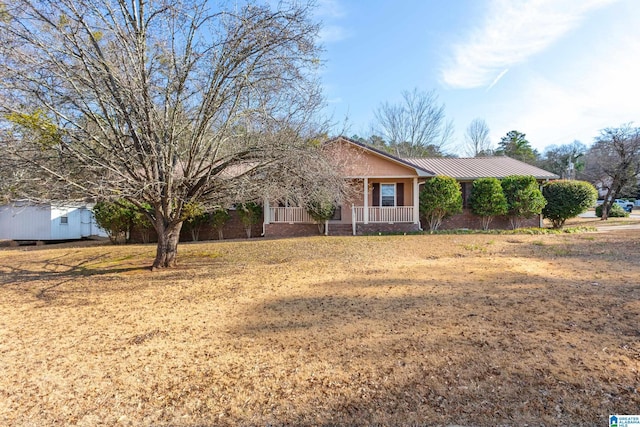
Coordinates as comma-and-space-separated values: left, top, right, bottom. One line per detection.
319, 25, 350, 44
442, 0, 619, 89
315, 0, 350, 44
316, 0, 346, 19
491, 32, 640, 151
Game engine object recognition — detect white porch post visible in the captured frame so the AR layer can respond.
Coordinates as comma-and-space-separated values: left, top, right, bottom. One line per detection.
539, 181, 546, 228
351, 204, 356, 236
413, 178, 420, 224
363, 177, 369, 224
262, 198, 270, 237
263, 198, 270, 224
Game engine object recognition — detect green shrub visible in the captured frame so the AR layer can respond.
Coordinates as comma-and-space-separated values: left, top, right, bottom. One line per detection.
542, 180, 598, 228
133, 203, 154, 243
93, 199, 153, 243
93, 200, 130, 244
419, 175, 462, 232
501, 175, 546, 229
210, 208, 231, 240
181, 202, 209, 242
595, 203, 629, 218
237, 202, 263, 238
469, 177, 508, 230
306, 198, 336, 234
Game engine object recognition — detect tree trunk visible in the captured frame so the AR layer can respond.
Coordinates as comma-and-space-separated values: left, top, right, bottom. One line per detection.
481, 216, 492, 231
152, 220, 183, 270
509, 216, 522, 230
601, 186, 614, 221
191, 226, 200, 242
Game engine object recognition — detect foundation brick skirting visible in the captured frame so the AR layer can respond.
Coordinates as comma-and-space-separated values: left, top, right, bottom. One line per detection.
354, 223, 421, 235
128, 209, 542, 242
439, 209, 540, 230
265, 222, 421, 237
179, 210, 263, 241
260, 209, 541, 238
129, 210, 264, 243
264, 223, 321, 238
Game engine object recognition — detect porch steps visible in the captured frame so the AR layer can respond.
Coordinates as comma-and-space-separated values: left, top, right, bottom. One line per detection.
327, 224, 354, 236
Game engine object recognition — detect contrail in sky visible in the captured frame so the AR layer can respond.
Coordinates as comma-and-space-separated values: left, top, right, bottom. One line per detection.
486, 68, 509, 91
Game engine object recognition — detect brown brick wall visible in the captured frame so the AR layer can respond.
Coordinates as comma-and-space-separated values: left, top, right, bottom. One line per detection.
438, 209, 541, 230
264, 222, 421, 238
258, 209, 543, 238
180, 210, 263, 241
129, 208, 542, 243
355, 223, 421, 235
129, 210, 264, 243
264, 223, 321, 238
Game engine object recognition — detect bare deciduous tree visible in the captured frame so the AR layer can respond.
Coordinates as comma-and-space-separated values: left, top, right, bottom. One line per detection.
539, 140, 586, 179
374, 88, 454, 158
582, 124, 640, 220
464, 118, 492, 157
0, 0, 328, 269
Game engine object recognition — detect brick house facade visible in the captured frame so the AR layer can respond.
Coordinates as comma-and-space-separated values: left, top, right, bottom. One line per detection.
263, 137, 556, 237
127, 136, 556, 242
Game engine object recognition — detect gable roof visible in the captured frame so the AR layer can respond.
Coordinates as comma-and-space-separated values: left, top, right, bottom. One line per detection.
403, 156, 559, 180
325, 136, 434, 178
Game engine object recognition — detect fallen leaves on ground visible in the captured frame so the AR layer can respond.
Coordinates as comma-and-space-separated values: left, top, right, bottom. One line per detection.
0, 227, 639, 426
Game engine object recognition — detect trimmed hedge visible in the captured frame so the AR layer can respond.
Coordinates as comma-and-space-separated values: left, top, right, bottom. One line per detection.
595, 203, 629, 218
419, 175, 463, 232
542, 180, 598, 228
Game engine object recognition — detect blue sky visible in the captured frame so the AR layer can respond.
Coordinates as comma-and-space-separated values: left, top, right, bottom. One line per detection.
316, 0, 640, 154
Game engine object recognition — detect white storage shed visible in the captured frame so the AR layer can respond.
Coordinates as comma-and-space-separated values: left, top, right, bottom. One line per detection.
0, 201, 107, 241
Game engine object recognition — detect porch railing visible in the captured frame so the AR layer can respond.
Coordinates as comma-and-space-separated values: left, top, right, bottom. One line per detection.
353, 206, 414, 223
269, 207, 314, 223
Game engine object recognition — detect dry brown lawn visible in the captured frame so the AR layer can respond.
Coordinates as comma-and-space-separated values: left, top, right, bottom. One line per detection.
1, 223, 639, 426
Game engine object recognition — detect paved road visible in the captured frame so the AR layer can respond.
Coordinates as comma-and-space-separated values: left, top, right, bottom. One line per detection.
578, 211, 640, 232
579, 210, 640, 219
593, 222, 640, 232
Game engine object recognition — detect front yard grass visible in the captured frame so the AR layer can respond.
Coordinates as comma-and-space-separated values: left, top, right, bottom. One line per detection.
0, 229, 638, 426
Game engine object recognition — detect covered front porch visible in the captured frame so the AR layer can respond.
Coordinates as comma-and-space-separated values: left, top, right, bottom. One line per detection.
350, 177, 421, 225
263, 177, 422, 236
263, 136, 431, 237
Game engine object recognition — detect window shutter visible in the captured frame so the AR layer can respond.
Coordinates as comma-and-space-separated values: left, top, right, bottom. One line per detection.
372, 183, 380, 206
396, 183, 404, 206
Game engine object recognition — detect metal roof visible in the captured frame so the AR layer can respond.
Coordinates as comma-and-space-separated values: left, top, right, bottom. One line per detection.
403, 156, 559, 180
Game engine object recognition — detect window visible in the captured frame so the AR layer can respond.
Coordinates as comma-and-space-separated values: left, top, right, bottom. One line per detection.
331, 205, 342, 220
380, 183, 395, 207
60, 215, 68, 225
372, 182, 404, 207
278, 199, 300, 208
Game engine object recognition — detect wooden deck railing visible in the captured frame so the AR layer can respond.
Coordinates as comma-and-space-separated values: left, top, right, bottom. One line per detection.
270, 206, 414, 224
353, 206, 414, 223
269, 207, 314, 223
